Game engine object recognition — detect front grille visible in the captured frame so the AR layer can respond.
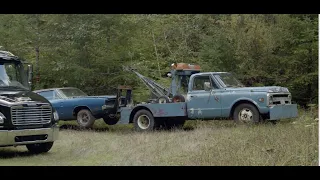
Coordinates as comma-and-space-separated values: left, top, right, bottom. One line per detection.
11, 104, 52, 126
269, 93, 291, 105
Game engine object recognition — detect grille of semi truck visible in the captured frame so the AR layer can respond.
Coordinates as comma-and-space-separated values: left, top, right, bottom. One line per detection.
11, 104, 52, 126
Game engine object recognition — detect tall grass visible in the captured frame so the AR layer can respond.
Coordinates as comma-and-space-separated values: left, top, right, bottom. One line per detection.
0, 110, 318, 166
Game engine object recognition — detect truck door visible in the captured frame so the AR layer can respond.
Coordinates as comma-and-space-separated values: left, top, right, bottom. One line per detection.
186, 74, 222, 119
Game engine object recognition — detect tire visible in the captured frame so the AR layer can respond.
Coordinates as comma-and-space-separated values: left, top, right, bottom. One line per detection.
156, 96, 170, 104
26, 142, 54, 154
103, 115, 119, 125
233, 103, 260, 123
133, 109, 158, 132
164, 118, 185, 130
77, 109, 96, 128
172, 94, 185, 103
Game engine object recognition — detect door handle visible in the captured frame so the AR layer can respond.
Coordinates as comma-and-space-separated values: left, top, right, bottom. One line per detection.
190, 95, 197, 97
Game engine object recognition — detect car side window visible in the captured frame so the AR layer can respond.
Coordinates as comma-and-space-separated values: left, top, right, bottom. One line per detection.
39, 90, 56, 100
192, 75, 219, 91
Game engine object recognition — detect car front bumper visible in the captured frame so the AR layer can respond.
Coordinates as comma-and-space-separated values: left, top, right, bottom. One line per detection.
268, 104, 298, 120
0, 124, 59, 147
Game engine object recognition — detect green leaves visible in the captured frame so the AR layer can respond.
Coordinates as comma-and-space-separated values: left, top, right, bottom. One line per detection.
0, 14, 317, 105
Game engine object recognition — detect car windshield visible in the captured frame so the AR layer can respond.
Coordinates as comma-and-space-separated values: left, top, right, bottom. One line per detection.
214, 73, 244, 88
59, 88, 88, 98
0, 62, 29, 90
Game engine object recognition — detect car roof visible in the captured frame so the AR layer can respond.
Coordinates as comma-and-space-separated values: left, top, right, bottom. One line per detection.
33, 87, 79, 93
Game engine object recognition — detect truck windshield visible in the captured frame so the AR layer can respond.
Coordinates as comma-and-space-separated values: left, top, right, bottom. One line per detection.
59, 88, 88, 98
0, 62, 29, 90
214, 73, 244, 88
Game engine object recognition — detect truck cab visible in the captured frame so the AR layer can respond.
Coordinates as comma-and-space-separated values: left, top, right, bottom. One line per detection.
185, 72, 297, 122
0, 50, 59, 154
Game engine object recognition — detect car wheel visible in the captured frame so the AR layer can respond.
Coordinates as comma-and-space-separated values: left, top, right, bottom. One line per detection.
77, 109, 96, 128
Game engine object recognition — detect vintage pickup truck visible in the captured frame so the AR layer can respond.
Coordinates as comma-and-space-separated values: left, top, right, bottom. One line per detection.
34, 87, 123, 128
105, 63, 298, 131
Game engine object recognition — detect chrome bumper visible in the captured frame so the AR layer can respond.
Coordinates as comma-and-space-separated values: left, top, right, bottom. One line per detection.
0, 124, 59, 147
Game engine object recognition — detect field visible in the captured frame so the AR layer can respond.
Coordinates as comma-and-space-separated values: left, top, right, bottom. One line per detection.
0, 110, 318, 166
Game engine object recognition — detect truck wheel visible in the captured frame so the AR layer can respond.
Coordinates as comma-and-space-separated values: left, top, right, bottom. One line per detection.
133, 109, 157, 132
77, 109, 96, 128
157, 96, 170, 104
233, 103, 260, 123
26, 142, 54, 154
103, 115, 119, 125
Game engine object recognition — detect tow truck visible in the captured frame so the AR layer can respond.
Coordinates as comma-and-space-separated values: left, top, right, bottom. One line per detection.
108, 63, 298, 131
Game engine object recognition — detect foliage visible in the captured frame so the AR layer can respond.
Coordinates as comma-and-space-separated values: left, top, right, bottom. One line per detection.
0, 14, 317, 105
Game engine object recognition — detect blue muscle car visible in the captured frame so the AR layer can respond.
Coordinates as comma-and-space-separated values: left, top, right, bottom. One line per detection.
34, 87, 121, 128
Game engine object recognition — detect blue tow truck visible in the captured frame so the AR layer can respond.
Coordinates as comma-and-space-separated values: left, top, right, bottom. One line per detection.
108, 63, 298, 131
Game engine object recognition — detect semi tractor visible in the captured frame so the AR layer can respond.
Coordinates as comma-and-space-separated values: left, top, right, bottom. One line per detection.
107, 63, 298, 131
0, 51, 59, 153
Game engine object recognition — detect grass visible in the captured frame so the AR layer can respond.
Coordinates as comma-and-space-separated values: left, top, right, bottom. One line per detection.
0, 110, 318, 166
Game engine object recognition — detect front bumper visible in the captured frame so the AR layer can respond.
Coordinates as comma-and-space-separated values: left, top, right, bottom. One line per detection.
0, 124, 59, 147
269, 104, 298, 120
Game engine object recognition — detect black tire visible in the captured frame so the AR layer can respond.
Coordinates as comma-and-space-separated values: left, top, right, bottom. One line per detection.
172, 94, 185, 103
164, 118, 186, 130
76, 109, 96, 128
26, 142, 54, 154
133, 109, 158, 132
233, 103, 260, 123
103, 115, 119, 125
156, 96, 170, 104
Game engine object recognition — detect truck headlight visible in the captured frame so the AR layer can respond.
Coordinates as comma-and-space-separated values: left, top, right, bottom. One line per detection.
53, 110, 59, 122
0, 112, 6, 124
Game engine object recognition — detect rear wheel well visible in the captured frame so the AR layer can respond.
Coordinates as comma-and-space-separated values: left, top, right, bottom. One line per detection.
230, 100, 260, 118
73, 106, 91, 117
129, 106, 152, 123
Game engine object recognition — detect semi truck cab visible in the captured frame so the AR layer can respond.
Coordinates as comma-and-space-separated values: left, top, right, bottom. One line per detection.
0, 50, 59, 154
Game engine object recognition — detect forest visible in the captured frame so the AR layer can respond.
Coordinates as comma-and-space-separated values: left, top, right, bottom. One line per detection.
0, 14, 318, 106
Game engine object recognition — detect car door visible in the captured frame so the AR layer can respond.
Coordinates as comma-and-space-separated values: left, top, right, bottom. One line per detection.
186, 74, 222, 119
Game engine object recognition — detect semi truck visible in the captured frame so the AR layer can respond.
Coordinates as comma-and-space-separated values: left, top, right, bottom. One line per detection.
108, 63, 298, 131
0, 50, 59, 153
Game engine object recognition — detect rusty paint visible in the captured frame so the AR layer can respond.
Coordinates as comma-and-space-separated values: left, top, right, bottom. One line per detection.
171, 63, 201, 71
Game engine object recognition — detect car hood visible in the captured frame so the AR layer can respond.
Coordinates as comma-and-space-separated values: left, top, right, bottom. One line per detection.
0, 90, 51, 107
225, 86, 290, 93
70, 95, 117, 100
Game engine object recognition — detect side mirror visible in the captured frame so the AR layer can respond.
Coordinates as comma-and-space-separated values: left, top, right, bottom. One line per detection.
27, 64, 33, 86
204, 82, 211, 91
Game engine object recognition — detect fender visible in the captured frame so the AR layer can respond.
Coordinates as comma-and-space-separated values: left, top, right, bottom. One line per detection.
222, 97, 262, 117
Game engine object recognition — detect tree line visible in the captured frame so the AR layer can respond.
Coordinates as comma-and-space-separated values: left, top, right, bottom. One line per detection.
0, 14, 318, 106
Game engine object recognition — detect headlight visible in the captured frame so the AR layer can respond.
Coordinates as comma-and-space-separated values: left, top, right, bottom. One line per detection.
53, 110, 59, 122
0, 112, 6, 124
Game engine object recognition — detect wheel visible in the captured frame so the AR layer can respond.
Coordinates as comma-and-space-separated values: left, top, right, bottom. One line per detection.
26, 142, 54, 154
156, 96, 170, 104
133, 109, 158, 132
103, 115, 119, 125
77, 109, 96, 128
233, 103, 260, 123
164, 118, 186, 130
172, 94, 185, 103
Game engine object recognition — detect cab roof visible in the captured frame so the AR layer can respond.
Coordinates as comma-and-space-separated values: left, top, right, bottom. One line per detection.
0, 50, 23, 62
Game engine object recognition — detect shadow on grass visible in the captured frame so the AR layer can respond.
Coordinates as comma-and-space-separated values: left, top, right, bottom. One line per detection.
59, 124, 195, 133
59, 124, 110, 132
0, 149, 37, 159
